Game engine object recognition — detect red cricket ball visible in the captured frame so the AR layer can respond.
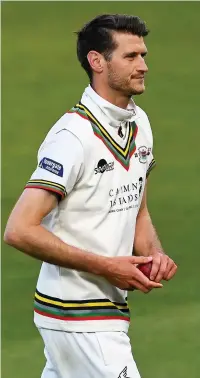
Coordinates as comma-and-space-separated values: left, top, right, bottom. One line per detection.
137, 261, 152, 279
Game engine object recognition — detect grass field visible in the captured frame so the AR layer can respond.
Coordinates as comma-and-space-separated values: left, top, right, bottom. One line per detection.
2, 2, 200, 378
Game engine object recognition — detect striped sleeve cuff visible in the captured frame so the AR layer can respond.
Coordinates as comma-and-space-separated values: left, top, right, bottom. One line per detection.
146, 159, 156, 177
25, 179, 67, 199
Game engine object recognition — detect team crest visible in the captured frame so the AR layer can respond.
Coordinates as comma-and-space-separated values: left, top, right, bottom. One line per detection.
135, 146, 151, 164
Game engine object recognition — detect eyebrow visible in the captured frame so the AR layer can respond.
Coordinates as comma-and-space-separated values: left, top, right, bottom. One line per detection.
123, 51, 148, 58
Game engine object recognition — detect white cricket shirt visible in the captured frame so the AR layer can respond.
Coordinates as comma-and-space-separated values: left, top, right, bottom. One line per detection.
26, 85, 156, 333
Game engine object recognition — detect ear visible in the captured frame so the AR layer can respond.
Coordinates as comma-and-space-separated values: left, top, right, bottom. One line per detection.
87, 51, 104, 74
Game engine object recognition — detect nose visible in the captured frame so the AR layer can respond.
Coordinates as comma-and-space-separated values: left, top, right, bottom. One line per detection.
138, 57, 148, 73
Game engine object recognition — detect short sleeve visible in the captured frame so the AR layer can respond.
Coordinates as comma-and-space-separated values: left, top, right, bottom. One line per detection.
146, 152, 156, 178
25, 130, 84, 200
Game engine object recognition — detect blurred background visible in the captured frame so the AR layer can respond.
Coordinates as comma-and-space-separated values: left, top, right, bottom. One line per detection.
2, 2, 200, 378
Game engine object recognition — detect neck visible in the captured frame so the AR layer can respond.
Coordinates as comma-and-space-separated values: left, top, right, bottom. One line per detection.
91, 81, 131, 110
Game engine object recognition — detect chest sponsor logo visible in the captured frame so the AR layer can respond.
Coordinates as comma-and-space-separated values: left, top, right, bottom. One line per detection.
118, 366, 131, 378
139, 176, 143, 196
94, 159, 114, 174
134, 146, 151, 163
109, 177, 144, 214
39, 157, 63, 177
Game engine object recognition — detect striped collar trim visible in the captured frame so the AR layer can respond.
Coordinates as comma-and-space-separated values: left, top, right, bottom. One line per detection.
70, 103, 138, 171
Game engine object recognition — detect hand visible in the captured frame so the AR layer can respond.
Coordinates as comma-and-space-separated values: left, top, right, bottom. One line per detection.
150, 252, 177, 282
103, 256, 163, 293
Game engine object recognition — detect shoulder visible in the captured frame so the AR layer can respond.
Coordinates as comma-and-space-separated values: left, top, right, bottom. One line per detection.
37, 107, 94, 160
136, 105, 152, 131
136, 105, 151, 125
45, 109, 93, 142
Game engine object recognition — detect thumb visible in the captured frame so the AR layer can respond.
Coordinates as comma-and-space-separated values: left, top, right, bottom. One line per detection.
130, 255, 153, 265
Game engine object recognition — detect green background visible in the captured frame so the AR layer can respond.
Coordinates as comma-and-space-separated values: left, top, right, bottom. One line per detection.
2, 2, 200, 377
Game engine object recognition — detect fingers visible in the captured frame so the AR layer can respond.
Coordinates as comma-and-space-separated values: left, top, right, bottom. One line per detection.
154, 256, 168, 283
150, 256, 160, 281
150, 254, 177, 283
127, 278, 163, 293
122, 264, 163, 292
162, 258, 177, 280
164, 263, 178, 280
148, 280, 163, 289
133, 263, 163, 288
132, 268, 163, 290
107, 255, 176, 293
127, 280, 151, 293
131, 255, 153, 265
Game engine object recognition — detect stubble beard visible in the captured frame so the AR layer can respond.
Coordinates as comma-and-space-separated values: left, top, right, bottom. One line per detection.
107, 66, 145, 97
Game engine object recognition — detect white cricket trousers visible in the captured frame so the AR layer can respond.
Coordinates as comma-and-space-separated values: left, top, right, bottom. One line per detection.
39, 328, 141, 378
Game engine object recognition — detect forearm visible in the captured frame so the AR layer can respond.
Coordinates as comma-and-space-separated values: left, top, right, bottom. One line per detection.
4, 224, 109, 276
134, 210, 164, 257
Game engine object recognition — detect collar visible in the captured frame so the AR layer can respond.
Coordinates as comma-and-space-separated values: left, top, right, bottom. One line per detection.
81, 85, 138, 128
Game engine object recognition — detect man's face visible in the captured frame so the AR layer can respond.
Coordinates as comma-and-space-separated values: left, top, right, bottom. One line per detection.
105, 32, 148, 96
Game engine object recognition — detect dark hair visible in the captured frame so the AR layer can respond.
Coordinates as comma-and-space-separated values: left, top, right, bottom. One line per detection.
76, 14, 149, 79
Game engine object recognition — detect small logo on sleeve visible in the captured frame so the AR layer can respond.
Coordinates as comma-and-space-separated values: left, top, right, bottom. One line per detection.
39, 157, 63, 177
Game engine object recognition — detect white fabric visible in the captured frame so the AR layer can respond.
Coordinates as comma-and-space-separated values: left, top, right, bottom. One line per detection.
84, 85, 137, 127
81, 85, 154, 172
39, 328, 141, 378
31, 130, 84, 195
29, 85, 155, 333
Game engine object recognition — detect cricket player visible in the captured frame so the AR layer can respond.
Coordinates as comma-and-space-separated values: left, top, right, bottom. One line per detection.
4, 14, 177, 378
